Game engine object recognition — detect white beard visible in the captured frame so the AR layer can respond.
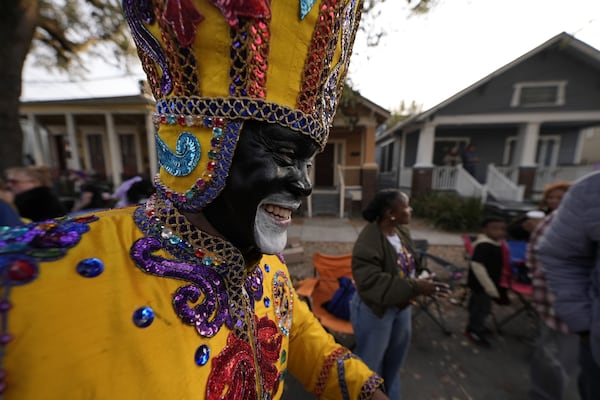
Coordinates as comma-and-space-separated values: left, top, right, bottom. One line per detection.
254, 207, 288, 254
253, 196, 299, 254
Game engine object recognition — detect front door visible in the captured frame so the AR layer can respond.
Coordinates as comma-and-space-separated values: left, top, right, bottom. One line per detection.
314, 143, 335, 187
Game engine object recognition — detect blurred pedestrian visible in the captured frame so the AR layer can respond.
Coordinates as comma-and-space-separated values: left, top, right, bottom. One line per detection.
5, 165, 65, 221
538, 171, 600, 400
70, 170, 107, 214
526, 183, 579, 400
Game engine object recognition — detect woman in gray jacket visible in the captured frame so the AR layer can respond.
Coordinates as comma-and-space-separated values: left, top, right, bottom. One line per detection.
350, 189, 449, 400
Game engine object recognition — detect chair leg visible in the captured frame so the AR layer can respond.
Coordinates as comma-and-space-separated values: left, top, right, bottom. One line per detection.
414, 298, 451, 336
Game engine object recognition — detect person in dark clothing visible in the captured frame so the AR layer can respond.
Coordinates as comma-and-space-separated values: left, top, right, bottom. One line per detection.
5, 166, 66, 222
465, 216, 507, 347
461, 143, 479, 177
70, 170, 107, 213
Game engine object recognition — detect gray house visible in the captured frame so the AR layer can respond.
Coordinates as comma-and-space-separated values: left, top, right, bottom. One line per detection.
377, 32, 600, 202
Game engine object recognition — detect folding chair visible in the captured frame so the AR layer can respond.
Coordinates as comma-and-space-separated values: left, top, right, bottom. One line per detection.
413, 239, 466, 335
496, 240, 537, 333
295, 252, 354, 337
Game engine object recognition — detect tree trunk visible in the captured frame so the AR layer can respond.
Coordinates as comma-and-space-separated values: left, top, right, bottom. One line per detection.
0, 1, 38, 174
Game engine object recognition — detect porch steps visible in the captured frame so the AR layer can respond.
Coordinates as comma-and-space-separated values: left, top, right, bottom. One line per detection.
310, 190, 339, 217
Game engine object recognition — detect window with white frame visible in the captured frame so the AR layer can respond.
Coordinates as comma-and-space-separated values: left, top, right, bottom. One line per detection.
511, 81, 567, 107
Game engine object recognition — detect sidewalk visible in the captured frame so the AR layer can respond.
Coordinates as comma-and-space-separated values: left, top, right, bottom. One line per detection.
288, 216, 463, 246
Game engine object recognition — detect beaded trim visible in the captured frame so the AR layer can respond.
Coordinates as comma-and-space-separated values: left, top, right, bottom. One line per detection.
155, 97, 327, 149
336, 352, 358, 400
313, 347, 350, 397
359, 374, 385, 400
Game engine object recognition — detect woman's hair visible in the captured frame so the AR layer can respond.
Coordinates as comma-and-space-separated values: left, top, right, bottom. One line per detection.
6, 166, 52, 187
540, 180, 571, 206
362, 188, 403, 222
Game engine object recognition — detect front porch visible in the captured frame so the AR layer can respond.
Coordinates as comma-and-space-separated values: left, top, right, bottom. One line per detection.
388, 164, 596, 202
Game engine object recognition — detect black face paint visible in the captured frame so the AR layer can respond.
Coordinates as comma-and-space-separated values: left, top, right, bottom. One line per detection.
203, 121, 318, 257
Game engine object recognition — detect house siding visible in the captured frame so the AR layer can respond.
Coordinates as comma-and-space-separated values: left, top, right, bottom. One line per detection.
438, 45, 600, 115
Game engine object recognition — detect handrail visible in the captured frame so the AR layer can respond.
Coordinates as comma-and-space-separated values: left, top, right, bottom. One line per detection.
337, 165, 362, 218
486, 164, 524, 201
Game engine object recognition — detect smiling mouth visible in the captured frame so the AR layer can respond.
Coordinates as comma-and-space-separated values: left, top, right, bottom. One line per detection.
262, 204, 293, 221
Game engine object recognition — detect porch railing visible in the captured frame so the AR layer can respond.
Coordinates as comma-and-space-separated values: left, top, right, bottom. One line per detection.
432, 166, 486, 200
338, 165, 362, 218
486, 164, 524, 201
534, 165, 597, 192
495, 166, 519, 182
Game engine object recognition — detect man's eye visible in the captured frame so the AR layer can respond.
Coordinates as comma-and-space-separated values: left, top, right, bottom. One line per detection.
274, 148, 295, 165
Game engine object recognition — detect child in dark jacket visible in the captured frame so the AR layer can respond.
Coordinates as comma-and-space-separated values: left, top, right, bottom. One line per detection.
465, 217, 507, 347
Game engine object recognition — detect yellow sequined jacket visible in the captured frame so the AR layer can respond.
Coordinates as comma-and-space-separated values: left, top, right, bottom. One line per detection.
1, 206, 381, 399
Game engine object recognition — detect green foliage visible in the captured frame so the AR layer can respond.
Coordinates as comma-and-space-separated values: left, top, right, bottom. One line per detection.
412, 192, 483, 231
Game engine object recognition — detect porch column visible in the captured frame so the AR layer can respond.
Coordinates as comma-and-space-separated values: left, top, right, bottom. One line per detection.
414, 123, 435, 167
105, 113, 123, 187
25, 114, 45, 165
361, 163, 378, 212
65, 113, 81, 171
145, 110, 158, 178
516, 122, 540, 199
363, 124, 376, 164
412, 123, 436, 196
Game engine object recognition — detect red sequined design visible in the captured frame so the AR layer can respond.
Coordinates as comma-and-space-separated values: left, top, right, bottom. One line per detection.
247, 19, 270, 99
207, 315, 282, 399
162, 0, 205, 47
296, 0, 340, 114
208, 0, 271, 27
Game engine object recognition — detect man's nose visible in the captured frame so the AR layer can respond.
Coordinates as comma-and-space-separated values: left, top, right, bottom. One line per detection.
289, 161, 312, 197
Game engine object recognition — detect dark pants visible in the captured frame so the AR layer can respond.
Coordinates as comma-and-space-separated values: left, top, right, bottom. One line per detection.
467, 289, 491, 334
578, 336, 600, 400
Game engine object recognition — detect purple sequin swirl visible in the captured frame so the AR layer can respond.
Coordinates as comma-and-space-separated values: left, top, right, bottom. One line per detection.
244, 266, 264, 308
122, 0, 172, 94
130, 237, 235, 337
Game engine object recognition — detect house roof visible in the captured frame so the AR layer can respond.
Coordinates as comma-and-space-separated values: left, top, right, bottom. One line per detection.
380, 32, 600, 139
21, 94, 155, 108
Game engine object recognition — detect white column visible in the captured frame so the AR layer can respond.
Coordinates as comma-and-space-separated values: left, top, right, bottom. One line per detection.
516, 122, 540, 167
65, 113, 81, 171
105, 113, 123, 187
414, 123, 436, 167
145, 110, 158, 178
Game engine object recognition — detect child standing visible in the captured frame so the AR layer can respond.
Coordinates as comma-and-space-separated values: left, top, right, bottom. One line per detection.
465, 217, 507, 347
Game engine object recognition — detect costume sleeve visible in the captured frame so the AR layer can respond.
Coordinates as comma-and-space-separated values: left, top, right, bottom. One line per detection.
287, 291, 383, 399
537, 182, 596, 333
352, 233, 416, 308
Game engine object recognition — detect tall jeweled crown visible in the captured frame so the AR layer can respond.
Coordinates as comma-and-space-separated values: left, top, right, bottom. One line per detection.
123, 0, 364, 211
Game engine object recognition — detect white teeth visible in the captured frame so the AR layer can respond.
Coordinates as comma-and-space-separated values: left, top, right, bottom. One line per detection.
263, 204, 292, 219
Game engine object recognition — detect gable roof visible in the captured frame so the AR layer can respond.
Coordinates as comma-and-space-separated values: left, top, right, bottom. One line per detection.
381, 32, 600, 138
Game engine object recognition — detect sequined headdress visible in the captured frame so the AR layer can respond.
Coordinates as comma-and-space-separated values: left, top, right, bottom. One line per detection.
123, 0, 364, 212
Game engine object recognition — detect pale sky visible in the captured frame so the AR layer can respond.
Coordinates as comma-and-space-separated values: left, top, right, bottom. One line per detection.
22, 0, 600, 114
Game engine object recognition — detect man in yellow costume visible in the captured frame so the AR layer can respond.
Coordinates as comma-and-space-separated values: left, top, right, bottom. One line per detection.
0, 0, 389, 398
